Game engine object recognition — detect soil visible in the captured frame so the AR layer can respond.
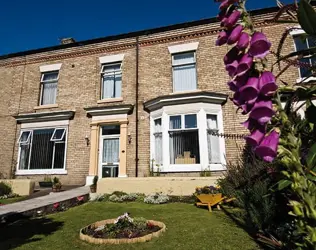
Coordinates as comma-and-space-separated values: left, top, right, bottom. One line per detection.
84, 225, 161, 239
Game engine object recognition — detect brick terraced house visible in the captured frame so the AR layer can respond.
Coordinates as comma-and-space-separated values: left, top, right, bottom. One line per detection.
0, 7, 307, 185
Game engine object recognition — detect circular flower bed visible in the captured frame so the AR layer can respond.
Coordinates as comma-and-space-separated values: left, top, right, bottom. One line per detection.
80, 213, 166, 244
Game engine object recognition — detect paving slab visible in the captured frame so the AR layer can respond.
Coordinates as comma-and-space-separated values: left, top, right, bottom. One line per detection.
0, 186, 89, 216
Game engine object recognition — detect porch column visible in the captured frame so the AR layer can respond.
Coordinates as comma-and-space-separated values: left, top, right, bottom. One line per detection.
89, 125, 99, 176
119, 122, 128, 177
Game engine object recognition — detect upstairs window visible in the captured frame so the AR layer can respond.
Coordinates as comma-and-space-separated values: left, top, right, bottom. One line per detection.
293, 35, 316, 79
172, 52, 197, 92
101, 63, 122, 99
40, 71, 59, 105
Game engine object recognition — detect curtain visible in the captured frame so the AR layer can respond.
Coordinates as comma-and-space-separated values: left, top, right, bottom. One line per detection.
173, 52, 196, 92
103, 138, 119, 163
102, 73, 122, 98
169, 116, 181, 129
19, 144, 30, 170
207, 115, 221, 163
42, 82, 57, 105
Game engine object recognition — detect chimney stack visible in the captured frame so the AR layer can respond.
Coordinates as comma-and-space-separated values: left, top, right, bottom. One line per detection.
60, 37, 76, 45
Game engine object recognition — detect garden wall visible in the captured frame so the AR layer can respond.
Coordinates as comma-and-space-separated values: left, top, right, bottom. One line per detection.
97, 177, 219, 196
0, 179, 35, 196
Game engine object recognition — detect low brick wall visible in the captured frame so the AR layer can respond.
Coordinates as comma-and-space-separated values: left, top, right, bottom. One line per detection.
0, 179, 35, 196
97, 177, 221, 196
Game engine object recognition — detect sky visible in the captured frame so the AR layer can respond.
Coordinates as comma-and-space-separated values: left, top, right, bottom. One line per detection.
0, 0, 294, 55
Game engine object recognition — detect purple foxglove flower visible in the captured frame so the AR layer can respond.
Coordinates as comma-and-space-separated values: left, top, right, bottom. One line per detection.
236, 32, 250, 50
241, 103, 254, 115
231, 91, 242, 106
239, 77, 259, 105
225, 60, 238, 77
255, 130, 279, 162
222, 10, 241, 28
219, 0, 230, 10
227, 25, 243, 45
245, 128, 265, 147
242, 118, 256, 130
236, 54, 253, 76
216, 31, 229, 46
224, 46, 240, 65
248, 32, 272, 59
227, 80, 238, 92
249, 100, 275, 125
259, 71, 278, 96
235, 74, 248, 87
217, 9, 227, 21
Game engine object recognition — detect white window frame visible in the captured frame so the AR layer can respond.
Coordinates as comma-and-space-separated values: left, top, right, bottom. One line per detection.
290, 27, 316, 83
16, 126, 68, 175
18, 130, 32, 145
39, 71, 59, 106
150, 103, 226, 172
50, 128, 66, 142
100, 62, 122, 100
172, 52, 197, 93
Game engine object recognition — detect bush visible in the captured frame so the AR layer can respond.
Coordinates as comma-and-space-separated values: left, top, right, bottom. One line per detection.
144, 193, 169, 204
108, 193, 142, 202
0, 182, 12, 196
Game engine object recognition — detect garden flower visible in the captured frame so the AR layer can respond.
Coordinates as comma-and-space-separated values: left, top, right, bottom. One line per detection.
216, 31, 229, 46
77, 196, 84, 202
255, 130, 279, 162
227, 25, 243, 45
241, 103, 254, 115
225, 60, 239, 77
245, 128, 265, 147
224, 46, 240, 65
239, 77, 259, 104
227, 80, 238, 92
249, 99, 275, 125
236, 32, 250, 50
222, 10, 241, 28
248, 32, 272, 59
259, 71, 278, 96
236, 53, 253, 76
53, 202, 60, 209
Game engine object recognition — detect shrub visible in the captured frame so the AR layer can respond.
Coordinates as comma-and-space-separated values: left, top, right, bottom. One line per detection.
144, 193, 169, 204
109, 193, 140, 202
0, 182, 12, 196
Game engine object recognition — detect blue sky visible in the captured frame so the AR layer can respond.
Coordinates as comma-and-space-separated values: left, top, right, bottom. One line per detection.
0, 0, 293, 55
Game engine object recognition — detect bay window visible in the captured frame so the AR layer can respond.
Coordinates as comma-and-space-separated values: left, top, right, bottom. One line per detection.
207, 115, 221, 163
18, 127, 67, 171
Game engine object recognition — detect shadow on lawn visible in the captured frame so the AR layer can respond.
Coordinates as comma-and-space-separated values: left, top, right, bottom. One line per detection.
0, 214, 63, 250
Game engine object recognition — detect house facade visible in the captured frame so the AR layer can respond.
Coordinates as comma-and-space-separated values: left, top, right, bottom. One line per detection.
0, 7, 304, 185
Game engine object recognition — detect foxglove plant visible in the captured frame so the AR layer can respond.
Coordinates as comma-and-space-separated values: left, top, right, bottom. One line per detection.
216, 0, 277, 162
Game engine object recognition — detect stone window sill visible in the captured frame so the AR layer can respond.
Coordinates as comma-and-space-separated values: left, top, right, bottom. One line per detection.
34, 104, 59, 110
97, 97, 123, 104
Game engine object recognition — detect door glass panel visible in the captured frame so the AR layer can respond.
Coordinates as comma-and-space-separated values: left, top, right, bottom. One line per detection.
102, 138, 119, 163
102, 165, 119, 178
102, 125, 120, 135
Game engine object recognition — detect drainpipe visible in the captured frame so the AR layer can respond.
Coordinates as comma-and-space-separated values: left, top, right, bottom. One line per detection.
135, 36, 139, 177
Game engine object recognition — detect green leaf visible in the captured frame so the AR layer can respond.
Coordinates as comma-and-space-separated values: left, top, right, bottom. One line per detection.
277, 179, 292, 191
306, 143, 316, 169
298, 0, 316, 35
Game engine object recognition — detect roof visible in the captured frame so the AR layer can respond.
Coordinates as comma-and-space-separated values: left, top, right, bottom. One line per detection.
0, 6, 281, 60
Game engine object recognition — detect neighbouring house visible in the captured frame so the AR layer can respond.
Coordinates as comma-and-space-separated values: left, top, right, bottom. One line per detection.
0, 6, 310, 185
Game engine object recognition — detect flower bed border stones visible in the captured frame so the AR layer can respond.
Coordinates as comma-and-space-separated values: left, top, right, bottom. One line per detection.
79, 219, 166, 245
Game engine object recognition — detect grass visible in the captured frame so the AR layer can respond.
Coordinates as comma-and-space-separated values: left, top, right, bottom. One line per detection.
0, 202, 260, 250
0, 196, 27, 205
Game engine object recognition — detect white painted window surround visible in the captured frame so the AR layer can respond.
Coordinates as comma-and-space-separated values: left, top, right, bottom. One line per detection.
16, 120, 69, 175
150, 103, 226, 172
289, 27, 316, 83
39, 63, 62, 73
168, 42, 199, 54
99, 54, 125, 64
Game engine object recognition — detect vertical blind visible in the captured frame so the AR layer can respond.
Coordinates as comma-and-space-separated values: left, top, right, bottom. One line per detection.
102, 63, 122, 99
207, 115, 221, 163
154, 119, 163, 165
41, 72, 58, 105
172, 52, 197, 92
102, 138, 120, 163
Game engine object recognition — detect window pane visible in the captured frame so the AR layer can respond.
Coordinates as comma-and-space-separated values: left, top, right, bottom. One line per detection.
51, 128, 66, 141
173, 52, 195, 65
299, 57, 312, 78
173, 64, 197, 92
102, 138, 119, 163
102, 165, 119, 178
19, 144, 31, 170
54, 142, 66, 169
102, 73, 122, 99
154, 118, 163, 165
42, 72, 58, 81
154, 119, 162, 133
41, 82, 57, 105
102, 63, 121, 73
185, 114, 197, 128
18, 131, 31, 144
207, 115, 220, 163
102, 125, 120, 135
294, 36, 308, 51
207, 115, 218, 129
169, 116, 181, 129
169, 130, 200, 164
29, 129, 54, 169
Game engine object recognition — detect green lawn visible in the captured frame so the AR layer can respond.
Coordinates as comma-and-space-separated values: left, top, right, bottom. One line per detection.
0, 196, 27, 205
0, 202, 260, 250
